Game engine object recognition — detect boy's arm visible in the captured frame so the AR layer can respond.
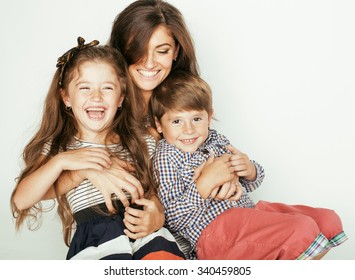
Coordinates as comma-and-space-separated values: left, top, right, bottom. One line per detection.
239, 160, 265, 192
153, 151, 213, 232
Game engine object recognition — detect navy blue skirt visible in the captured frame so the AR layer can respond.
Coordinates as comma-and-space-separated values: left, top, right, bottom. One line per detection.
67, 204, 185, 260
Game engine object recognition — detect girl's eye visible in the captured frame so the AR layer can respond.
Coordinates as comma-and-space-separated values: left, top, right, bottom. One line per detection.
172, 119, 181, 124
193, 117, 202, 122
103, 87, 114, 91
79, 87, 90, 90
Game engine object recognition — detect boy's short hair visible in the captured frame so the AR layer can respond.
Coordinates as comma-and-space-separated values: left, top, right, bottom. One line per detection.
151, 70, 213, 121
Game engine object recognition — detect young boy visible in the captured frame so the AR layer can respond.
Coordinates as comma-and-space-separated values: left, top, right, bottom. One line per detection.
150, 70, 347, 260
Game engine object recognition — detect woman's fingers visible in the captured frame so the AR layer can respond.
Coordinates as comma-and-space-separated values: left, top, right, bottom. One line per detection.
228, 182, 244, 202
59, 147, 112, 171
122, 198, 161, 239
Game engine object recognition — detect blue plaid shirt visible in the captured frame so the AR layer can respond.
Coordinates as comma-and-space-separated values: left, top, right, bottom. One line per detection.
153, 129, 265, 257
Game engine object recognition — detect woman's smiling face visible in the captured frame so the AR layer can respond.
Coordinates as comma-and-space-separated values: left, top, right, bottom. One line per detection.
128, 25, 179, 99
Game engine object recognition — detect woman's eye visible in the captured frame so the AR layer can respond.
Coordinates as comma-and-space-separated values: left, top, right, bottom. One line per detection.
79, 87, 90, 90
157, 49, 169, 54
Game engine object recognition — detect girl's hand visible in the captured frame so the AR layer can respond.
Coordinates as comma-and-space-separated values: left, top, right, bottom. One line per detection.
123, 197, 165, 239
227, 145, 257, 181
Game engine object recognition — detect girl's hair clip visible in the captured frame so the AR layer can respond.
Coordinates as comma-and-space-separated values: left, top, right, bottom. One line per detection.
56, 36, 99, 87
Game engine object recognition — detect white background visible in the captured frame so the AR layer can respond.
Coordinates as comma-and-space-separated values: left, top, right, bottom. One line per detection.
0, 0, 354, 260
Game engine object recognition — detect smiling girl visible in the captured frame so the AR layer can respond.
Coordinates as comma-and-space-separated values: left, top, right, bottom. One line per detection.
10, 37, 185, 260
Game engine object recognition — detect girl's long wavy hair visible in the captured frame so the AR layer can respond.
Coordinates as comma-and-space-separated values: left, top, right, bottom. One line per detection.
10, 45, 156, 246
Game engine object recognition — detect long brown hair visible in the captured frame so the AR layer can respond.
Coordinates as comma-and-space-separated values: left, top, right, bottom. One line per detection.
109, 0, 199, 76
11, 44, 156, 246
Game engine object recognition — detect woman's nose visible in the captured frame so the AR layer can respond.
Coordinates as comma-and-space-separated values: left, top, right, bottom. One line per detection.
142, 53, 157, 69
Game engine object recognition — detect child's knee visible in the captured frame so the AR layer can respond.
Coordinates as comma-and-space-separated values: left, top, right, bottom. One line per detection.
285, 215, 320, 251
315, 208, 344, 239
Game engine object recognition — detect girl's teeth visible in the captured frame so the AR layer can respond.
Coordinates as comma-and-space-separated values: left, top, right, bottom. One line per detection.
86, 108, 104, 119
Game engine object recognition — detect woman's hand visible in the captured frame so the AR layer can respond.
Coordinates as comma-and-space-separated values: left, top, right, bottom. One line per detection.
195, 154, 235, 199
123, 196, 165, 239
224, 181, 244, 202
84, 157, 144, 212
210, 176, 244, 201
56, 147, 113, 171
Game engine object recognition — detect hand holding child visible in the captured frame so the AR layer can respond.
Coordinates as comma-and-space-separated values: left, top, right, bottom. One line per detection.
211, 175, 244, 201
195, 154, 235, 199
56, 147, 113, 171
123, 195, 165, 239
81, 157, 144, 211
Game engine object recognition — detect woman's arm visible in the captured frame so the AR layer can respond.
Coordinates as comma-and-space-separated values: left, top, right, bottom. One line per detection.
123, 194, 165, 239
195, 154, 235, 199
54, 156, 145, 212
14, 147, 112, 210
14, 155, 67, 210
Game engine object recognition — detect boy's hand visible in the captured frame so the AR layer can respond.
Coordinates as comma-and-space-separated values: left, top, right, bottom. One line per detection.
227, 145, 257, 181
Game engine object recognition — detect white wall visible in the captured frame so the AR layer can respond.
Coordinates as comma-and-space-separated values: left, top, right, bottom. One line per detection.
1, 0, 354, 260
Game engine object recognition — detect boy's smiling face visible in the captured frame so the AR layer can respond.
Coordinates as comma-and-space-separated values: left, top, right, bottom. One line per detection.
155, 109, 212, 153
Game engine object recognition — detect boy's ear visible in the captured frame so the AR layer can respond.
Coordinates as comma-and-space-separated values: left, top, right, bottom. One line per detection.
60, 89, 71, 107
154, 117, 163, 134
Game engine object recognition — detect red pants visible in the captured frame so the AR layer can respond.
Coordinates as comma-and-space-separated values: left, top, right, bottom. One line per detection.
196, 200, 344, 260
